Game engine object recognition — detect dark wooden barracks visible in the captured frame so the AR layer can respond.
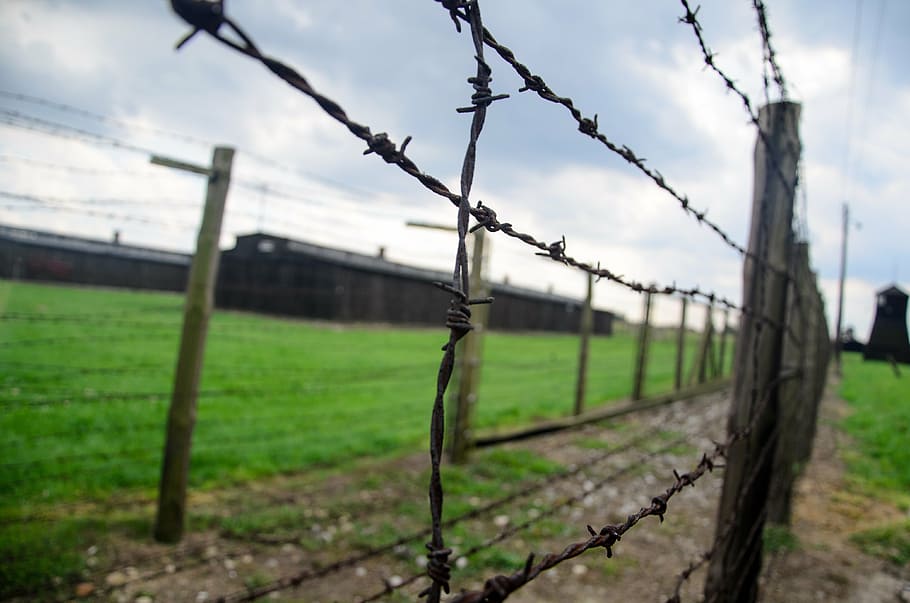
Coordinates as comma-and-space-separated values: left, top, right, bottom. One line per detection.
0, 225, 614, 335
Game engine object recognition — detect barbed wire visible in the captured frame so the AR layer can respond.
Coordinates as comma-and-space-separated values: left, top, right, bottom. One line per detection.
752, 0, 788, 101
0, 108, 158, 156
435, 5, 792, 283
441, 347, 797, 602
165, 0, 766, 326
0, 190, 197, 229
0, 89, 378, 199
677, 1, 799, 203
359, 433, 693, 602
212, 422, 675, 602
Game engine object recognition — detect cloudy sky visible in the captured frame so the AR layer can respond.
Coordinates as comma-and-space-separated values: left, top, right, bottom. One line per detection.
0, 1, 907, 336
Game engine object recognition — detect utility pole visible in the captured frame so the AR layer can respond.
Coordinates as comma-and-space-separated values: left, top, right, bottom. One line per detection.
834, 202, 848, 375
152, 146, 234, 543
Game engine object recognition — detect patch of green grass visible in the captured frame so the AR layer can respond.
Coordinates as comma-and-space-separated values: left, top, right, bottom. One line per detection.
763, 524, 799, 553
0, 280, 696, 595
849, 520, 910, 566
839, 353, 910, 494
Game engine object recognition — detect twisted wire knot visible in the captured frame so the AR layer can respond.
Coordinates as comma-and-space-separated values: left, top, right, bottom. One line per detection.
437, 0, 469, 31
578, 114, 599, 137
433, 282, 493, 350
363, 132, 410, 164
470, 202, 504, 233
420, 544, 452, 596
457, 58, 509, 113
535, 235, 567, 264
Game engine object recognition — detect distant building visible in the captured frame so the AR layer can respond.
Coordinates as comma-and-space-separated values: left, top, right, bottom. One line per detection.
0, 225, 614, 335
863, 284, 910, 364
0, 224, 189, 291
216, 233, 614, 334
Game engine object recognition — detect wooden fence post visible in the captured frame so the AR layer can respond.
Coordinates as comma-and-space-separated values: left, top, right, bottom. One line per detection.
574, 272, 594, 415
450, 229, 488, 464
631, 287, 654, 401
675, 297, 688, 391
704, 101, 800, 603
696, 302, 715, 384
767, 241, 810, 525
153, 146, 234, 543
717, 308, 730, 376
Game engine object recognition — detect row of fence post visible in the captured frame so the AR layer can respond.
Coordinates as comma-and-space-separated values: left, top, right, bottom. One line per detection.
705, 101, 830, 602
448, 268, 733, 461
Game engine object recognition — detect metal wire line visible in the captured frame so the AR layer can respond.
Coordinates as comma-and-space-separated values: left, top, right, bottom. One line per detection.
0, 109, 158, 156
166, 0, 763, 324
358, 434, 693, 603
752, 0, 788, 101
211, 423, 673, 603
677, 1, 800, 205
0, 89, 376, 200
442, 355, 792, 602
435, 4, 786, 280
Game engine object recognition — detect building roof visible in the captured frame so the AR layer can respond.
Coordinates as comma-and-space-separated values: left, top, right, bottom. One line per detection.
231, 232, 593, 308
877, 284, 908, 298
0, 224, 190, 266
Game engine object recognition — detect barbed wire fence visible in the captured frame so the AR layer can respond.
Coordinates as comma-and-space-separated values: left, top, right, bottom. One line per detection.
0, 0, 834, 600
161, 0, 833, 602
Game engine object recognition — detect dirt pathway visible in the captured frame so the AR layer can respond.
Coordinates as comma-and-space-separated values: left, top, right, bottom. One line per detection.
31, 386, 909, 602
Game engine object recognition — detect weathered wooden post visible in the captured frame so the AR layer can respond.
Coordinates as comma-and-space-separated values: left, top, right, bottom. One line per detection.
574, 272, 594, 415
674, 297, 688, 391
153, 146, 234, 543
717, 308, 730, 376
767, 241, 810, 525
696, 302, 715, 384
631, 287, 654, 401
704, 101, 800, 602
450, 229, 488, 463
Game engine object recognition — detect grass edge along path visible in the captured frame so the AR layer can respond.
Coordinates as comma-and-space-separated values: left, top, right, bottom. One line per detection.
839, 352, 910, 567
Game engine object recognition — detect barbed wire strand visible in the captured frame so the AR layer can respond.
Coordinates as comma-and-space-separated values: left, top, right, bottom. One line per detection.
436, 5, 790, 281
357, 434, 692, 602
443, 343, 791, 602
165, 0, 772, 326
210, 423, 671, 602
751, 0, 788, 100
677, 1, 799, 204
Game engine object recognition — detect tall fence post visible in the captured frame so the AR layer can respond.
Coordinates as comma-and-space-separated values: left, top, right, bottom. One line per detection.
674, 297, 688, 391
631, 287, 654, 401
768, 241, 814, 524
574, 272, 594, 415
450, 229, 488, 464
704, 101, 801, 603
153, 146, 234, 543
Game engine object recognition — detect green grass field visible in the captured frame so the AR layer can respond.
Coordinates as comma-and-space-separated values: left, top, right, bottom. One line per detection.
0, 279, 722, 596
840, 352, 910, 566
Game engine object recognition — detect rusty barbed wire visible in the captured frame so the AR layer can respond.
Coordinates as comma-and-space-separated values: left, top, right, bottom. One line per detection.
752, 0, 788, 101
445, 353, 796, 602
166, 0, 783, 328
358, 433, 693, 602
421, 2, 506, 600
435, 5, 793, 283
212, 423, 674, 602
677, 1, 799, 204
665, 416, 786, 602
